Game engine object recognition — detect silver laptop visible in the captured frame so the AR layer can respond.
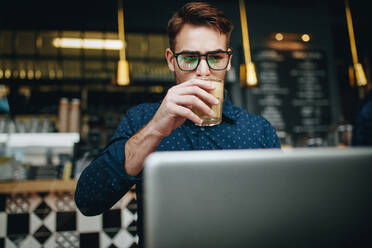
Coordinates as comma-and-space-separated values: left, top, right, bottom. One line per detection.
144, 148, 372, 248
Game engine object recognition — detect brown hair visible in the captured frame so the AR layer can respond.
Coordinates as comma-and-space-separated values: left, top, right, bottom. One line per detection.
167, 2, 234, 51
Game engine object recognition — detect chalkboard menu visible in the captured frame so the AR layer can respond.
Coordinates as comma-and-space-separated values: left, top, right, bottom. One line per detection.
251, 49, 331, 136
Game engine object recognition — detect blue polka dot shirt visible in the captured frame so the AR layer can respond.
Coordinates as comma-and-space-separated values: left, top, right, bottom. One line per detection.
75, 92, 280, 243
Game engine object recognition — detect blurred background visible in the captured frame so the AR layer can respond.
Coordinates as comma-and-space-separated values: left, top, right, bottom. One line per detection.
0, 0, 371, 247
0, 0, 371, 178
0, 0, 371, 148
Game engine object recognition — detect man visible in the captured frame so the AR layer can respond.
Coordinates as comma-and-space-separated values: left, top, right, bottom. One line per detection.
75, 2, 280, 247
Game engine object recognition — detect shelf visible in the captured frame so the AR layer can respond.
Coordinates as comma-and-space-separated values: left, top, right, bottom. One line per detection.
0, 179, 77, 194
0, 133, 79, 148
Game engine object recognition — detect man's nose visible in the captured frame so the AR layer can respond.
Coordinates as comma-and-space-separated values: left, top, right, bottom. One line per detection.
196, 57, 211, 77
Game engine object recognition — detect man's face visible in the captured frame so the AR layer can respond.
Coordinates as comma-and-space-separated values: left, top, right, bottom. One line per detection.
165, 24, 231, 84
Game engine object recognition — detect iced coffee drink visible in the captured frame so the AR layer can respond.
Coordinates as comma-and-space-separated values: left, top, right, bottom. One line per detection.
194, 77, 224, 126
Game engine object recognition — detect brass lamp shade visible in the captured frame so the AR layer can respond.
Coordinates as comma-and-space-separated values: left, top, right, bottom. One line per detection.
117, 60, 130, 86
345, 0, 367, 88
116, 0, 130, 86
246, 62, 258, 87
354, 63, 367, 87
239, 0, 258, 87
240, 62, 258, 87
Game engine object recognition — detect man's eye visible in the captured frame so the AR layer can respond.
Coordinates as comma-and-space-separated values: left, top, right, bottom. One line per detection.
183, 56, 198, 61
208, 54, 224, 60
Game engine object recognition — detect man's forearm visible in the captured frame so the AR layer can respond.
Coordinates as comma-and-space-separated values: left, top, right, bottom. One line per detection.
125, 122, 165, 176
75, 138, 134, 216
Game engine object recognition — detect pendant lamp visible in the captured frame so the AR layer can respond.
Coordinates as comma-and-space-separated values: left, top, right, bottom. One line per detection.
239, 0, 258, 87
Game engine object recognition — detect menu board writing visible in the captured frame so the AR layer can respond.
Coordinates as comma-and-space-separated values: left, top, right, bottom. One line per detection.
251, 49, 330, 135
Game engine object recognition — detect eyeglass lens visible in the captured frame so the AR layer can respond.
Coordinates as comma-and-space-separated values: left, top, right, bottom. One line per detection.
177, 52, 229, 71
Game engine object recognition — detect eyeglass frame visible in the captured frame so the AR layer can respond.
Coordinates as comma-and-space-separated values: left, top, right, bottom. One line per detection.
172, 49, 233, 71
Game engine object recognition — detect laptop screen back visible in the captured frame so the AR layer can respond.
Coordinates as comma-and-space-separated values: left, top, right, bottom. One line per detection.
144, 148, 372, 248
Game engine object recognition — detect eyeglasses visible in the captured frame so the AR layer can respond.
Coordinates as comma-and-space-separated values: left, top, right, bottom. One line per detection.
172, 49, 233, 71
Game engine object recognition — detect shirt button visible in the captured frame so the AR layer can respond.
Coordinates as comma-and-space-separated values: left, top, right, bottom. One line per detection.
200, 127, 205, 131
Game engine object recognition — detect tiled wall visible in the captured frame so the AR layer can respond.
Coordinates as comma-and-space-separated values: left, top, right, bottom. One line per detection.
0, 190, 138, 248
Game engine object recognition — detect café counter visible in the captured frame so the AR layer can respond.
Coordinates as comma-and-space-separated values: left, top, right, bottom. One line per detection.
0, 179, 77, 194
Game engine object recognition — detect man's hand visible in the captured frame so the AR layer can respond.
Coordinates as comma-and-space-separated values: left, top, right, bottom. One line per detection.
124, 78, 219, 176
148, 78, 219, 137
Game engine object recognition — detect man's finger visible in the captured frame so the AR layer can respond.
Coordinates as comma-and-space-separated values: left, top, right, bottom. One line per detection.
173, 105, 202, 125
175, 95, 214, 116
175, 85, 219, 106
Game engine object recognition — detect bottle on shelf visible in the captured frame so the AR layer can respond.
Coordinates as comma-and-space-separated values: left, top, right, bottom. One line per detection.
58, 98, 69, 132
69, 98, 80, 133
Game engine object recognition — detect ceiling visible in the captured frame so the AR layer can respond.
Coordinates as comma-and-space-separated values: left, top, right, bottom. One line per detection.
0, 0, 370, 30
0, 0, 370, 56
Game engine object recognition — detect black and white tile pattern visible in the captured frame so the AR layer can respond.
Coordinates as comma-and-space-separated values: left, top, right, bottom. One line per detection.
0, 191, 138, 248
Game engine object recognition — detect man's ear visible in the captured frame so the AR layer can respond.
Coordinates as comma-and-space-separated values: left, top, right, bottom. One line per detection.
165, 48, 175, 72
